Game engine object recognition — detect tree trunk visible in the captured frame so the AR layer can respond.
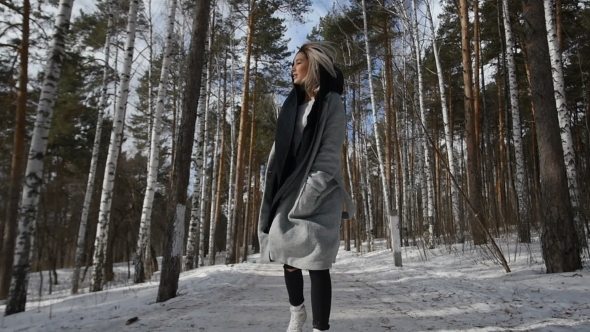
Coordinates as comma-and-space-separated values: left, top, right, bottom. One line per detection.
501, 0, 530, 242
544, 0, 584, 240
473, 0, 481, 150
342, 144, 352, 251
522, 0, 581, 273
411, 0, 435, 247
157, 0, 211, 302
185, 77, 205, 270
186, 36, 214, 270
227, 0, 255, 264
458, 0, 486, 245
425, 0, 462, 243
361, 0, 401, 266
226, 36, 237, 259
90, 0, 139, 293
198, 52, 214, 267
0, 0, 29, 301
4, 0, 73, 316
72, 3, 113, 294
360, 136, 374, 252
208, 59, 224, 266
134, 0, 178, 283
242, 62, 259, 263
211, 65, 228, 264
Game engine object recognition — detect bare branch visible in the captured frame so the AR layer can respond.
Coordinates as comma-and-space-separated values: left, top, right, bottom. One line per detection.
0, 42, 20, 50
0, 0, 20, 13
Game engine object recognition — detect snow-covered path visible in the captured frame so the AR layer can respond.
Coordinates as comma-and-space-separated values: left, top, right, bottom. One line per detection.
2, 240, 590, 331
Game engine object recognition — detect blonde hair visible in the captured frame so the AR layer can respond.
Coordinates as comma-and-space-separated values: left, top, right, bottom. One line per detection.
296, 41, 337, 98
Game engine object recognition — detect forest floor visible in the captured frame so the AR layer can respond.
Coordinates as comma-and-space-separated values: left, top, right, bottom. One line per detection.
1, 237, 590, 331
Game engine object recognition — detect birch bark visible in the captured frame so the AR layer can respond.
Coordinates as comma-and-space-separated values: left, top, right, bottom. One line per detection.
185, 79, 206, 271
425, 0, 462, 243
544, 0, 583, 238
411, 0, 435, 246
5, 0, 75, 315
226, 33, 237, 259
90, 0, 139, 292
360, 135, 374, 252
502, 0, 530, 241
361, 0, 401, 266
135, 0, 178, 283
198, 57, 212, 267
72, 4, 113, 294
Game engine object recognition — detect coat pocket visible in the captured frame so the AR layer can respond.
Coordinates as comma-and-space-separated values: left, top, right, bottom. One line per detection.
291, 170, 336, 218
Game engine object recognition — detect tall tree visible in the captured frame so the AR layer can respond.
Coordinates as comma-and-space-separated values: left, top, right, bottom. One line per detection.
157, 0, 212, 302
226, 0, 310, 264
502, 0, 529, 242
71, 3, 114, 295
543, 0, 583, 239
425, 0, 462, 243
226, 0, 255, 264
522, 0, 581, 273
0, 0, 29, 301
90, 0, 139, 292
410, 0, 435, 246
135, 0, 178, 284
361, 0, 401, 266
458, 0, 486, 244
4, 0, 75, 315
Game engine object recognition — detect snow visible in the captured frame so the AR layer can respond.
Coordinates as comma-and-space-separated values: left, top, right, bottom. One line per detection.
2, 238, 589, 331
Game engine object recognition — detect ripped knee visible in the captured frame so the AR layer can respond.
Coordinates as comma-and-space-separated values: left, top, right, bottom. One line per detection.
284, 265, 300, 273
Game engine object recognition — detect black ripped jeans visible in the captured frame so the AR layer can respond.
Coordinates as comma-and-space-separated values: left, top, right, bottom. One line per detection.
284, 264, 331, 331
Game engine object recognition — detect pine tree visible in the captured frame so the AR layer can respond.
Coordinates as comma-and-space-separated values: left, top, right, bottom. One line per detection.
0, 0, 30, 301
522, 0, 581, 273
157, 0, 212, 303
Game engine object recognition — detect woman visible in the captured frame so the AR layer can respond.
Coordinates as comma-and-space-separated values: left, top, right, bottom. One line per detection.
258, 41, 355, 332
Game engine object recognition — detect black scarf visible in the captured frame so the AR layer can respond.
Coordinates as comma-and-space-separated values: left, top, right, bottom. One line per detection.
265, 64, 344, 230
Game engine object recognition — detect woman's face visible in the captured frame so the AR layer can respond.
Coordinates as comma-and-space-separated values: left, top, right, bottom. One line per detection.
292, 52, 309, 85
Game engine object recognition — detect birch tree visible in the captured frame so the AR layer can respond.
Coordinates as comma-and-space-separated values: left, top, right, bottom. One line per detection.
544, 0, 583, 238
209, 72, 225, 265
185, 80, 205, 271
186, 71, 210, 270
425, 0, 462, 243
360, 135, 374, 252
158, 0, 212, 302
71, 3, 114, 294
4, 0, 75, 315
198, 61, 212, 267
410, 0, 435, 246
90, 0, 139, 293
226, 59, 237, 258
502, 0, 529, 242
361, 0, 401, 266
135, 0, 178, 284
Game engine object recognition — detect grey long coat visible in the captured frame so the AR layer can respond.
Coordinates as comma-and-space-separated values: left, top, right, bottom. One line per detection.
258, 92, 355, 270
